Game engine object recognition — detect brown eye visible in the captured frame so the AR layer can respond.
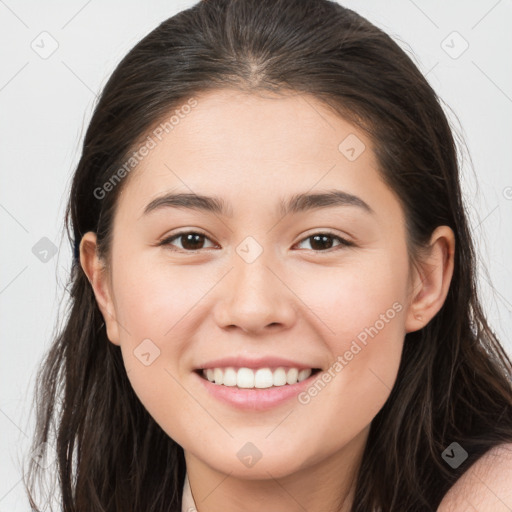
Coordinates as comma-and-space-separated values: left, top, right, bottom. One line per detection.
295, 232, 354, 252
160, 231, 216, 252
159, 230, 354, 253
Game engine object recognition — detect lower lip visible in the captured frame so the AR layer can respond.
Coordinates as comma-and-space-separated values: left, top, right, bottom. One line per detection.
194, 370, 321, 411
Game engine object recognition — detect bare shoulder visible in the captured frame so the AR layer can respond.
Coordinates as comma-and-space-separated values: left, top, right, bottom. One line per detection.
437, 442, 512, 511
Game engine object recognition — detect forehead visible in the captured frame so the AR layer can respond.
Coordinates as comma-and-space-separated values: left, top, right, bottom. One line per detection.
115, 88, 399, 223
160, 88, 362, 161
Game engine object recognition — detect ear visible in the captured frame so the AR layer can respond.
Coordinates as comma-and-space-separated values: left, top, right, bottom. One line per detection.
405, 226, 455, 333
79, 231, 120, 345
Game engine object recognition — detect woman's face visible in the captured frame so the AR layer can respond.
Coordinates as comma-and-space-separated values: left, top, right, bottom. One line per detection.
85, 89, 424, 479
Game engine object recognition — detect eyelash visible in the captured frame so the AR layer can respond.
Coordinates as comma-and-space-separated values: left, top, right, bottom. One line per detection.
158, 230, 355, 253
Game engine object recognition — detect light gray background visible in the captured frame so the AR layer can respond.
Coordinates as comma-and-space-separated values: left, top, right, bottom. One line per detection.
1, 0, 511, 509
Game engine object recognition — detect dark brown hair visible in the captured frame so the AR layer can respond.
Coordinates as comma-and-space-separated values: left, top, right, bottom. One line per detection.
23, 0, 512, 510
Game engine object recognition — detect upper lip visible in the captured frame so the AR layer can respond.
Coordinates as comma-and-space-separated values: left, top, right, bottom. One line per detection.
196, 356, 321, 371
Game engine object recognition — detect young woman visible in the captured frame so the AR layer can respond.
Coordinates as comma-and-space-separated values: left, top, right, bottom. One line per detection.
23, 1, 512, 510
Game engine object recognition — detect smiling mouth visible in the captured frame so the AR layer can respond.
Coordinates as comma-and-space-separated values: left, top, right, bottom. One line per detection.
194, 367, 322, 389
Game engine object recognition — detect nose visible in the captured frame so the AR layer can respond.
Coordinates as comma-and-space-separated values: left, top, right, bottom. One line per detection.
213, 251, 297, 335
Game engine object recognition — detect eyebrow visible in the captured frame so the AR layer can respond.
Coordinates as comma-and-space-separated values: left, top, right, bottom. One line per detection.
142, 189, 374, 218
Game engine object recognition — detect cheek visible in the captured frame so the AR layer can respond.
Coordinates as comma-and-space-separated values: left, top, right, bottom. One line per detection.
295, 254, 407, 442
310, 247, 408, 347
112, 253, 212, 342
109, 257, 204, 418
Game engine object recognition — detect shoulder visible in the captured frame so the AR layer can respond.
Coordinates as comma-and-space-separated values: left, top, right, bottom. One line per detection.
437, 442, 512, 511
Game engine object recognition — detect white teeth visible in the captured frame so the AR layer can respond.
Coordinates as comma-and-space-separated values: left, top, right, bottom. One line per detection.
201, 366, 314, 388
213, 368, 223, 384
273, 367, 287, 386
237, 367, 255, 388
298, 369, 312, 382
286, 368, 298, 384
223, 367, 237, 386
254, 368, 273, 388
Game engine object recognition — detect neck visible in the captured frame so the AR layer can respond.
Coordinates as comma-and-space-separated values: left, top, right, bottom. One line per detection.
184, 425, 369, 512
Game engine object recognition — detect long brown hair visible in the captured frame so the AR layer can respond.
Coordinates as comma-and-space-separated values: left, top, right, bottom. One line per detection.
23, 1, 512, 510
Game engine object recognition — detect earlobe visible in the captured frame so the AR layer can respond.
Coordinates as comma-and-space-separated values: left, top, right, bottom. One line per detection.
79, 232, 121, 345
405, 226, 455, 333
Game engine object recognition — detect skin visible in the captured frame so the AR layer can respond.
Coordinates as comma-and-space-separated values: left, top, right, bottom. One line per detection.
437, 443, 512, 511
80, 89, 455, 512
